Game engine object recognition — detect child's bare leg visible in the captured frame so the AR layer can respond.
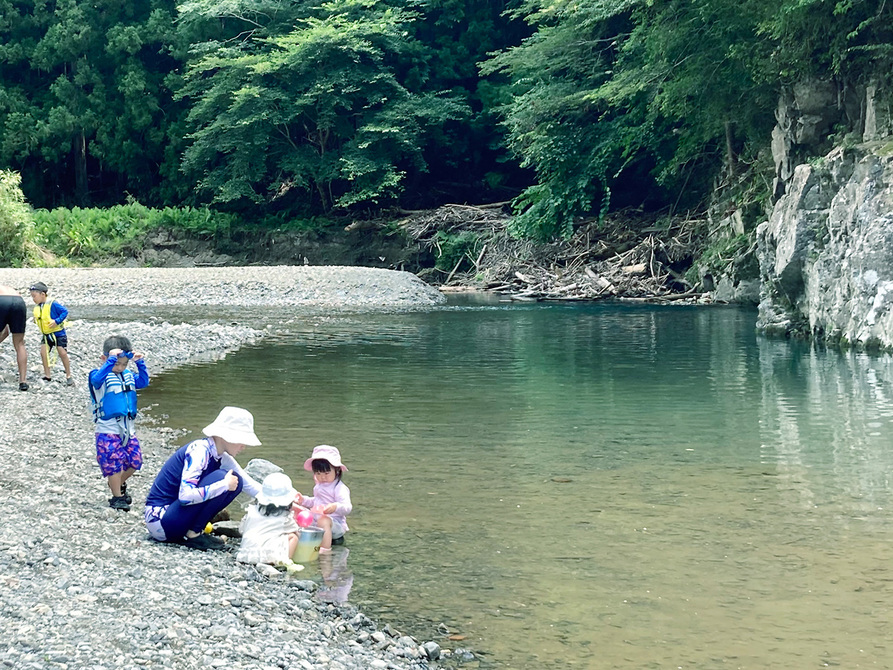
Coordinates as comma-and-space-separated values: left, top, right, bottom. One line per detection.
120, 467, 136, 487
287, 532, 299, 557
58, 346, 72, 378
39, 344, 50, 378
107, 471, 123, 497
318, 515, 333, 549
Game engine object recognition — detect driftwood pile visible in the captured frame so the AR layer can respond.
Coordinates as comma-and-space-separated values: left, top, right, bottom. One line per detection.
396, 203, 707, 302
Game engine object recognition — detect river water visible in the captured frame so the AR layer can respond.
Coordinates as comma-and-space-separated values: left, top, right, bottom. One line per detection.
140, 298, 893, 669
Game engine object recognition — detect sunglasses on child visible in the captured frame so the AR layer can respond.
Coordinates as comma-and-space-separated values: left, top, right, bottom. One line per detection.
121, 351, 134, 359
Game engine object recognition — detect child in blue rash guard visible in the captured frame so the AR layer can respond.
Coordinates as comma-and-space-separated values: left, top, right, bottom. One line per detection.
29, 281, 73, 385
89, 335, 149, 512
144, 407, 263, 552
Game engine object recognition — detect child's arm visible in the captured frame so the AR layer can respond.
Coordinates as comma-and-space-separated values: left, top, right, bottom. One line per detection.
49, 301, 68, 326
313, 484, 352, 517
88, 357, 117, 388
329, 483, 352, 517
133, 355, 149, 389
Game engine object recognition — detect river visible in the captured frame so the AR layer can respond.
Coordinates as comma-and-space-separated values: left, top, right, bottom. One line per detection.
141, 297, 893, 668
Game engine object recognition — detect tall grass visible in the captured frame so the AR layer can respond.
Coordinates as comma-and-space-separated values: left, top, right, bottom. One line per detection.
32, 203, 239, 262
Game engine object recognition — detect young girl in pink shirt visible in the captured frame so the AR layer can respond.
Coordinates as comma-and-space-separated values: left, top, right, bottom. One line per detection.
294, 445, 352, 551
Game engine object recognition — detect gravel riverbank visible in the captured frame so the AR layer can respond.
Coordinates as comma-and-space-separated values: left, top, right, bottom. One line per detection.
0, 267, 452, 670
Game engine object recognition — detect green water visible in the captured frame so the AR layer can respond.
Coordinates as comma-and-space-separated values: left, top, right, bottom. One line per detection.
141, 300, 893, 669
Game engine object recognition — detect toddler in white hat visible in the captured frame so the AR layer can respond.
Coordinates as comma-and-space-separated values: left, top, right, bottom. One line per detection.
237, 472, 304, 571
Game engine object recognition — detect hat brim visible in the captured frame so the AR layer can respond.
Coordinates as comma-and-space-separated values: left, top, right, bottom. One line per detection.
303, 457, 348, 472
256, 491, 296, 507
202, 423, 262, 446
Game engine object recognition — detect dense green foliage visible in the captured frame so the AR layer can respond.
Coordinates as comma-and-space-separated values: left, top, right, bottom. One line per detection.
0, 169, 31, 266
1, 0, 892, 246
486, 0, 893, 238
31, 202, 238, 261
178, 0, 468, 214
0, 0, 181, 207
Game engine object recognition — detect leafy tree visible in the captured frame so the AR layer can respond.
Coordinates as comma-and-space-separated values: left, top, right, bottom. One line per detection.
0, 0, 181, 207
400, 0, 532, 205
483, 0, 638, 238
485, 0, 777, 239
758, 0, 893, 83
0, 169, 32, 266
178, 0, 468, 214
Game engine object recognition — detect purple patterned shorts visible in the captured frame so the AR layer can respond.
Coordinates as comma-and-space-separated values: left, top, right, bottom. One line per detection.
95, 433, 142, 477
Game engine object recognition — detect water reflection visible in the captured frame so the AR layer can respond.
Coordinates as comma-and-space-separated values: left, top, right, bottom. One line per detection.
141, 303, 893, 668
758, 338, 893, 514
317, 548, 354, 604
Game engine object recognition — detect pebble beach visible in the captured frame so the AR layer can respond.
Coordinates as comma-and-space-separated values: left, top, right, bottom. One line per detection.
0, 266, 452, 670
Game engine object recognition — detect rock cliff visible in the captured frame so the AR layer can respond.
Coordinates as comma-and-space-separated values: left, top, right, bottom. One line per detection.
757, 143, 893, 348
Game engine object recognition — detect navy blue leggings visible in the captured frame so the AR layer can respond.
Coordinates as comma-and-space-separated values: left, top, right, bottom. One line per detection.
160, 468, 243, 541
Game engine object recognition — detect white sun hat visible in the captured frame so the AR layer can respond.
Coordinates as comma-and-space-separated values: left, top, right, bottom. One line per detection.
256, 472, 297, 507
202, 406, 262, 446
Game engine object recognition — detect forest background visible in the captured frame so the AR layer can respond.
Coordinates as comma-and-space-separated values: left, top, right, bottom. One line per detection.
1, 0, 891, 291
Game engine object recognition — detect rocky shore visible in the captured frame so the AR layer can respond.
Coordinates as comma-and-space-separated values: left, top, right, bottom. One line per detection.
0, 267, 451, 670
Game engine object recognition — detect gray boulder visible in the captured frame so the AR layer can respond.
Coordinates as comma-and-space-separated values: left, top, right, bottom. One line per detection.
757, 145, 893, 348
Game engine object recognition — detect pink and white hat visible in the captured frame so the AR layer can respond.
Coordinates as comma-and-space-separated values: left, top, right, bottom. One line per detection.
304, 444, 348, 472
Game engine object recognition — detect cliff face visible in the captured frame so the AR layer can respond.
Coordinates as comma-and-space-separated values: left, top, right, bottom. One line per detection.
757, 144, 893, 348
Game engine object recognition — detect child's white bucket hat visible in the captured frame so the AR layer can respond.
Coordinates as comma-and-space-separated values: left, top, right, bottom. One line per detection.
303, 444, 348, 471
202, 406, 262, 446
256, 472, 297, 507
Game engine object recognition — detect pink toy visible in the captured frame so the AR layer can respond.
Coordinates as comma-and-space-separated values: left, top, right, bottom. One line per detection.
295, 508, 314, 528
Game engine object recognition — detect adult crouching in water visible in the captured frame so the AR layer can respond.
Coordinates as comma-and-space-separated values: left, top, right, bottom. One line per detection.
0, 284, 29, 391
144, 406, 263, 551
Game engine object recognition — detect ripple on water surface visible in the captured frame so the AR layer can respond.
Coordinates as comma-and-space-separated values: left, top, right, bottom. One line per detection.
142, 302, 893, 668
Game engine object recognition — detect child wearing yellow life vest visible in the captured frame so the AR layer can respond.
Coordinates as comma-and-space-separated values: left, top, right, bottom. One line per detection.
29, 281, 73, 385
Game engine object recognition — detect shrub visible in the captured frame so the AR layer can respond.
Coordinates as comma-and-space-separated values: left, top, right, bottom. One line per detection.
433, 230, 480, 272
0, 170, 33, 267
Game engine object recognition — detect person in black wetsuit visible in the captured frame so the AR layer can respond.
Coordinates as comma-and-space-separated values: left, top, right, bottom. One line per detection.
0, 284, 29, 391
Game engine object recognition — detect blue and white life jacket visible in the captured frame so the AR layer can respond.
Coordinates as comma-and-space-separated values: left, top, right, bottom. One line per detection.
89, 369, 138, 421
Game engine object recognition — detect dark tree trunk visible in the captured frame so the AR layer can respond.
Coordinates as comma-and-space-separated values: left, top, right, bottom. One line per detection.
724, 120, 737, 178
73, 130, 89, 206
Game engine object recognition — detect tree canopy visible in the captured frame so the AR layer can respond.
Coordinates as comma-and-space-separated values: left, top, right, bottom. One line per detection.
0, 0, 891, 236
178, 0, 468, 214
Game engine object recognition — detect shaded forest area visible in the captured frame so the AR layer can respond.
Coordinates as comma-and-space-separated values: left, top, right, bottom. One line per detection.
2, 0, 892, 291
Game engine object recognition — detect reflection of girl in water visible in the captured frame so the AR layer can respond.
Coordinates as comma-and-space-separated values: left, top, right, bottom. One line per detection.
318, 548, 354, 603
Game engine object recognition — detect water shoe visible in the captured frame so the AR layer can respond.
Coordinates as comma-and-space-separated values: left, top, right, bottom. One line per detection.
182, 534, 225, 552
108, 496, 130, 511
